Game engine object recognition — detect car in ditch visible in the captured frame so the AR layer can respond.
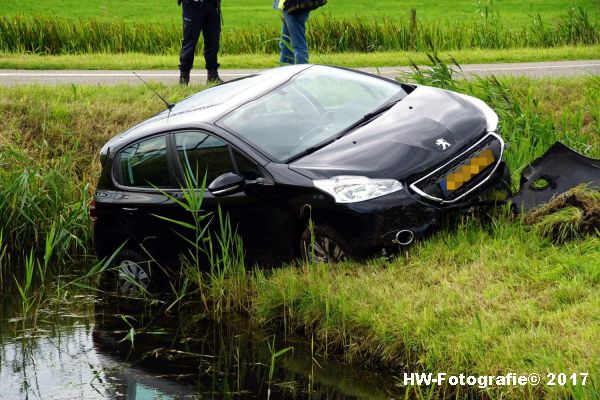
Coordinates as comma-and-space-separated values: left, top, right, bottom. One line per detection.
90, 64, 510, 283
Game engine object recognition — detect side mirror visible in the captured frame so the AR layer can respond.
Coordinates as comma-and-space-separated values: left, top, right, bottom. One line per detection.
208, 172, 245, 197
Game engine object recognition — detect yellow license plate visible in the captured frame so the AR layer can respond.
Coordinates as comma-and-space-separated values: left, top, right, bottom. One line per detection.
443, 148, 495, 192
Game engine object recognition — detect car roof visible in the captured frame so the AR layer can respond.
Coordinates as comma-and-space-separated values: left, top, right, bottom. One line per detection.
101, 64, 313, 155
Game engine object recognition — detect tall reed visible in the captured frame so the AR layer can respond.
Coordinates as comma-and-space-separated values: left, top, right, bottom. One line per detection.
0, 146, 91, 263
153, 172, 251, 318
0, 7, 596, 55
0, 231, 6, 286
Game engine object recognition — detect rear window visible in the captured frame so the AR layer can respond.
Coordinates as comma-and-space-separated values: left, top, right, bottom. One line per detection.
118, 136, 170, 188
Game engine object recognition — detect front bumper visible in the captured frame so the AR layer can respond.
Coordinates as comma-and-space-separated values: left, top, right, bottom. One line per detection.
315, 160, 509, 257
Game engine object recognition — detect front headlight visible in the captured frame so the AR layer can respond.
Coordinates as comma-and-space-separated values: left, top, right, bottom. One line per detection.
313, 176, 403, 203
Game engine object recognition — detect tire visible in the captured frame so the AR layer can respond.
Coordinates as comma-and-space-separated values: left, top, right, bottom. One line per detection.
111, 249, 152, 294
300, 224, 350, 263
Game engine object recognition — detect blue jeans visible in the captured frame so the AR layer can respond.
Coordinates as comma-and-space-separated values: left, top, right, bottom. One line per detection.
280, 10, 310, 65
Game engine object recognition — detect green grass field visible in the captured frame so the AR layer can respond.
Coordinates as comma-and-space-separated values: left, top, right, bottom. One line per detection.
3, 0, 598, 30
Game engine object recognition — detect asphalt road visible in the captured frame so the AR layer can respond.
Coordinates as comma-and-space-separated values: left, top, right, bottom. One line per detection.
0, 60, 599, 85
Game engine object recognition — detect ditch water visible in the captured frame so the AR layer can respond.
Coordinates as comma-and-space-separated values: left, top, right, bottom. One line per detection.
0, 266, 400, 399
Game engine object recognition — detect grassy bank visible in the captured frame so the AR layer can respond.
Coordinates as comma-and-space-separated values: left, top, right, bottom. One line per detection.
254, 218, 600, 399
0, 84, 200, 261
1, 8, 597, 55
1, 45, 599, 70
1, 70, 598, 397
2, 0, 597, 29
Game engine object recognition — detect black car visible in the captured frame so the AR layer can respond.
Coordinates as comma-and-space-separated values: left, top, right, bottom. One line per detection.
91, 65, 509, 277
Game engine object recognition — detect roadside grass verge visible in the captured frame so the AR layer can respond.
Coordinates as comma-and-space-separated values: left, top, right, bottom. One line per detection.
0, 84, 200, 261
1, 45, 599, 70
1, 8, 597, 55
253, 217, 600, 399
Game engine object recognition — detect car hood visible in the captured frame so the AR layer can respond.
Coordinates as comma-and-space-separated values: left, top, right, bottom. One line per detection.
289, 85, 488, 181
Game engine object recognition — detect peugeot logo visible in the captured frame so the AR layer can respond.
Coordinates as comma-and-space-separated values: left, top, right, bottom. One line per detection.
436, 138, 451, 150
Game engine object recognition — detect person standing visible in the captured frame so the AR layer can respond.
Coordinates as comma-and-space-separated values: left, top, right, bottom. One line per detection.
274, 0, 326, 65
178, 0, 223, 85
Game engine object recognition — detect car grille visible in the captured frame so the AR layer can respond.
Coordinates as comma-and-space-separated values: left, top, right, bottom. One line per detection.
409, 132, 505, 203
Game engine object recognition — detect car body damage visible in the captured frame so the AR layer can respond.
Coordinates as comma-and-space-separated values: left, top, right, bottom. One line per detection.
511, 142, 600, 212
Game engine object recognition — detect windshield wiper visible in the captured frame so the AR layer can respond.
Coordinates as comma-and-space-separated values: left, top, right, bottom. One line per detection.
285, 138, 338, 163
334, 97, 403, 139
286, 95, 404, 163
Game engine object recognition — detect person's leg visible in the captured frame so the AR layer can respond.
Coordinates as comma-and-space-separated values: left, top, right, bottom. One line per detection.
283, 10, 310, 64
202, 2, 222, 83
279, 13, 294, 64
179, 4, 202, 84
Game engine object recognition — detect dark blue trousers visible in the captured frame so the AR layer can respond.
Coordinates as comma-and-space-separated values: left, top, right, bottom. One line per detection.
179, 1, 221, 73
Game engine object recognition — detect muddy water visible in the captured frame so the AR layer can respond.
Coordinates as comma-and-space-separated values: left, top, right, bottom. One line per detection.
0, 271, 399, 399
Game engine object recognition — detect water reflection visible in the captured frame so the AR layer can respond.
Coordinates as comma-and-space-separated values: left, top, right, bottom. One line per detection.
0, 279, 398, 399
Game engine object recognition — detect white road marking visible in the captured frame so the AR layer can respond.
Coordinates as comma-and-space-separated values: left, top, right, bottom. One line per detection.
461, 63, 600, 71
0, 63, 599, 77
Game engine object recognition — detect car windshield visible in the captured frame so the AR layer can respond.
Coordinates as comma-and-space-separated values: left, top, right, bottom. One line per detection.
219, 66, 406, 162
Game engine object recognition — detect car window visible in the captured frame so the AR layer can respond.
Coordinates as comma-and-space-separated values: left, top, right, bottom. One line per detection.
233, 150, 260, 180
220, 66, 406, 162
118, 136, 171, 188
175, 131, 235, 185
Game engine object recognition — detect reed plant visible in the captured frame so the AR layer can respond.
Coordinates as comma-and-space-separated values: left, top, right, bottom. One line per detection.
0, 7, 596, 55
9, 236, 117, 335
153, 172, 252, 318
0, 231, 6, 286
0, 146, 91, 262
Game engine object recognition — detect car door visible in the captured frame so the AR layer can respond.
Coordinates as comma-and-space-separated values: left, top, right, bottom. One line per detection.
170, 130, 292, 266
112, 134, 183, 264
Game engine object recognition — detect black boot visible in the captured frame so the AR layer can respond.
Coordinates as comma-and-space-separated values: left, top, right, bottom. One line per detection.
179, 70, 190, 86
207, 69, 223, 85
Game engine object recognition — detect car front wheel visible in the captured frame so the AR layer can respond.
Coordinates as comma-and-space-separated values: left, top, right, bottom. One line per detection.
300, 224, 349, 263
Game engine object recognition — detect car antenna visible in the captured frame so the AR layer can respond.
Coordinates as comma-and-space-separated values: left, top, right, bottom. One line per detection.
132, 72, 175, 111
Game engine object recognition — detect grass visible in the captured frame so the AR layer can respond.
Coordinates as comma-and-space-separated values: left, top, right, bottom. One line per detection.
1, 0, 597, 29
525, 186, 600, 244
0, 66, 599, 397
254, 218, 600, 399
1, 45, 599, 70
1, 7, 597, 55
0, 147, 91, 262
0, 83, 200, 261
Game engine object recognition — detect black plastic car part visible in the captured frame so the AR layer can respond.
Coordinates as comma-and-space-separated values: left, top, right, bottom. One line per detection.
511, 142, 600, 212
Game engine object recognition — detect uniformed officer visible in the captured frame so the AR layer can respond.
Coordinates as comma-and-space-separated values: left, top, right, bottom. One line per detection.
178, 0, 223, 85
